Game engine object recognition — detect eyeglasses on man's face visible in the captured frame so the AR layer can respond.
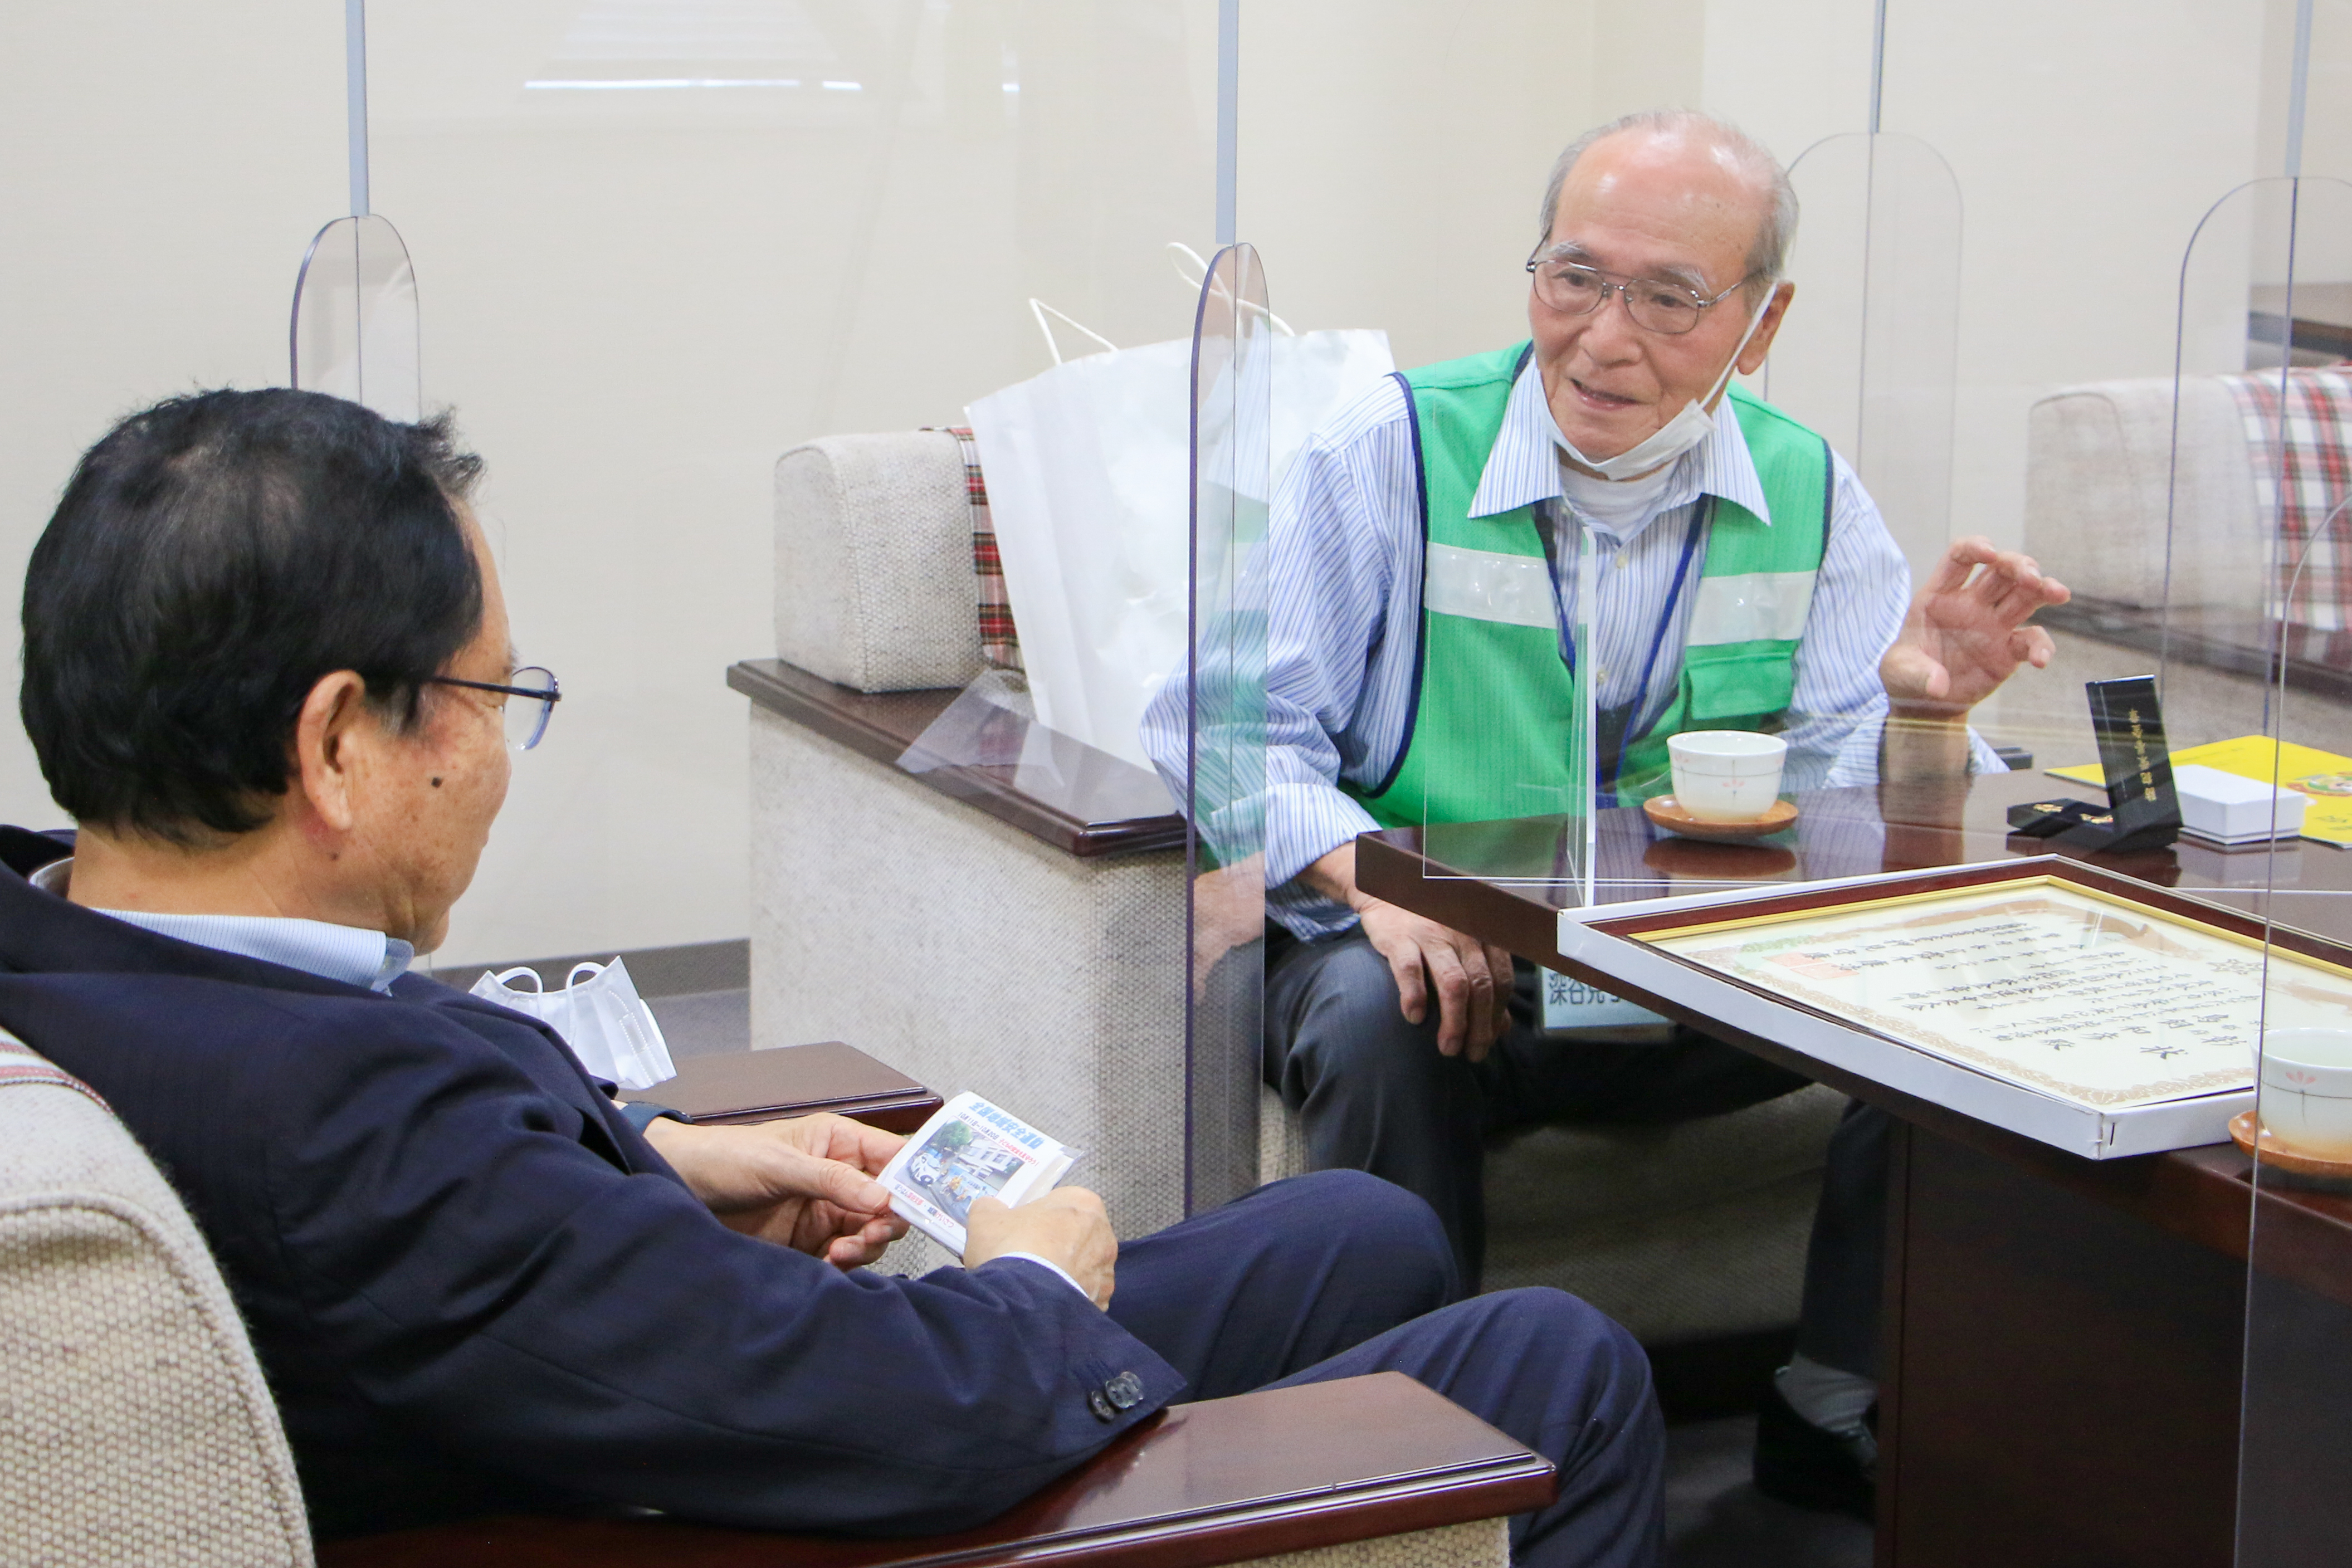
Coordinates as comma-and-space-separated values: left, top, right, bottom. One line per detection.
1524, 250, 1754, 336
422, 666, 561, 751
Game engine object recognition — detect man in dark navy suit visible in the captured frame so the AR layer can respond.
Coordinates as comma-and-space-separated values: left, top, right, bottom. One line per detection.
0, 389, 1662, 1564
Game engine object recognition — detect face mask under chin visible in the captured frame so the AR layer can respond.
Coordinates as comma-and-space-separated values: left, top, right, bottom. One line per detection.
1554, 296, 1770, 484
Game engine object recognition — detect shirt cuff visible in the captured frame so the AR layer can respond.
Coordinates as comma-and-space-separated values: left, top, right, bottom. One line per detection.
1265, 780, 1382, 891
982, 1251, 1095, 1303
615, 1100, 688, 1132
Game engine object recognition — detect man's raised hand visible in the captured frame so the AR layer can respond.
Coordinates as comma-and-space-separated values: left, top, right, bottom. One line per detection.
1881, 535, 2070, 720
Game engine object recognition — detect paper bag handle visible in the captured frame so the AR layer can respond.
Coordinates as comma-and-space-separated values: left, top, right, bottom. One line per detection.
1028, 300, 1120, 365
1167, 242, 1297, 336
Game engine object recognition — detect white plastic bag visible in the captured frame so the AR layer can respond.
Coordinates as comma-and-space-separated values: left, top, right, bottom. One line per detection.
471, 956, 676, 1091
965, 256, 1393, 770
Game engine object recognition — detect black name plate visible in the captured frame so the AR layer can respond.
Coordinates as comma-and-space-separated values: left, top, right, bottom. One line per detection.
2060, 675, 2180, 852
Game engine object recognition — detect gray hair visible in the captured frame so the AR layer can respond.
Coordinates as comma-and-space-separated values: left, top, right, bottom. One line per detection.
1536, 110, 1798, 303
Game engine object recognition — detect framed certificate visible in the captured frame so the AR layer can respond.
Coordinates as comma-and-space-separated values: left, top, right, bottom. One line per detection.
1555, 857, 2348, 1157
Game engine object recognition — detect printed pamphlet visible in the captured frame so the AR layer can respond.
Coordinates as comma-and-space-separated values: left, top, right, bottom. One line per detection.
875, 1091, 1085, 1256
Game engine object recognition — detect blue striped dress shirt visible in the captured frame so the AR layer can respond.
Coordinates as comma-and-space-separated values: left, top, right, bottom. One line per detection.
1142, 356, 2002, 940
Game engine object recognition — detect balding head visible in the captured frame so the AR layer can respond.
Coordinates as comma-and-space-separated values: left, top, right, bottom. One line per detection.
1538, 111, 1796, 305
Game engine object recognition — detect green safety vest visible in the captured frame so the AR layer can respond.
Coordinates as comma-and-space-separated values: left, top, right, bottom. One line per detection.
1346, 342, 1831, 828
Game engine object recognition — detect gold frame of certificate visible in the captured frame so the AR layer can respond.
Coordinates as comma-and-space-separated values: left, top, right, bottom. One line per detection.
1553, 857, 2347, 1159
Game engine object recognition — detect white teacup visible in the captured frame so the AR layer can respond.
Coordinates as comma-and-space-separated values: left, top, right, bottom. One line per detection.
1666, 731, 1789, 823
2259, 1028, 2352, 1162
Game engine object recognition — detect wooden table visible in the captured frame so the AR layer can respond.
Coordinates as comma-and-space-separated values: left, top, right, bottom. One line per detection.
1356, 772, 2352, 1567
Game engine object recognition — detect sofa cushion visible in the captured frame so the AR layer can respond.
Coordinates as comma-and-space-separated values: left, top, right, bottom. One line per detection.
774, 431, 988, 692
0, 1031, 312, 1565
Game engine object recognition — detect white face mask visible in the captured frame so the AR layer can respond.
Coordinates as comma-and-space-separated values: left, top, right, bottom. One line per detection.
472, 957, 677, 1091
1553, 294, 1772, 483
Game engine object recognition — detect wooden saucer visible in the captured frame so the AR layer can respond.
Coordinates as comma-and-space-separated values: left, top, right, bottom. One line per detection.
1642, 795, 1799, 841
2228, 1110, 2352, 1179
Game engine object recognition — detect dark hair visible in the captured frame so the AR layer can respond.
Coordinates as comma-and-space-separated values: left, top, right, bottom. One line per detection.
20, 388, 486, 846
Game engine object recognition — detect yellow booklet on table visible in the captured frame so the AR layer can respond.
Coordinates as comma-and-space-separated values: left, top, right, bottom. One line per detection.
2049, 735, 2352, 847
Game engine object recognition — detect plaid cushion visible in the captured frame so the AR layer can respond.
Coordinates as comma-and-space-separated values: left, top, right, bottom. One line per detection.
2225, 367, 2352, 641
933, 426, 1023, 673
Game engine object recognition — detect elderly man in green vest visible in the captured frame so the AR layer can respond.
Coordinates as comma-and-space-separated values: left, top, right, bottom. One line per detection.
1188, 109, 2067, 1518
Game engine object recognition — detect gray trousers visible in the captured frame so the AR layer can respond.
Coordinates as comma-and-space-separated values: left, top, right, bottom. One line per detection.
1265, 927, 1888, 1378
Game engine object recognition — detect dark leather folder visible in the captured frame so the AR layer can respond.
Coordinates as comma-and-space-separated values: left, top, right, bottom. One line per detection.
620, 1041, 943, 1134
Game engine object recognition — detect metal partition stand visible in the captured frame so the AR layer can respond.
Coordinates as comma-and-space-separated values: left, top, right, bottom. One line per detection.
290, 214, 422, 423
1180, 243, 1271, 1214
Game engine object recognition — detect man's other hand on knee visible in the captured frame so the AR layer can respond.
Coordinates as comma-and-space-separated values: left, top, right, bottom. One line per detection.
967, 1188, 1119, 1308
1305, 843, 1514, 1062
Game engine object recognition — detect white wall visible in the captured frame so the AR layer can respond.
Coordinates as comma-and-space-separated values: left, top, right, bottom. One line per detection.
1234, 0, 1598, 369
363, 1, 1218, 964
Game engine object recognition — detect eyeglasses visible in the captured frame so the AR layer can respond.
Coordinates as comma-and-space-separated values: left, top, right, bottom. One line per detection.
1524, 252, 1754, 335
423, 666, 562, 751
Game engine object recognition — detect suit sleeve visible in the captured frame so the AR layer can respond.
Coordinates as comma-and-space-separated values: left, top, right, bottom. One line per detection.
254, 1014, 1183, 1534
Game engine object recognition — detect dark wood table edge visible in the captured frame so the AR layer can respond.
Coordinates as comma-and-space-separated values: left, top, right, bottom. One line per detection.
1356, 828, 2352, 1310
728, 660, 1185, 861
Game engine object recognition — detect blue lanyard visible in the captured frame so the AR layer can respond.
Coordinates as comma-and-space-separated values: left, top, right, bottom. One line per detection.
1544, 497, 1710, 796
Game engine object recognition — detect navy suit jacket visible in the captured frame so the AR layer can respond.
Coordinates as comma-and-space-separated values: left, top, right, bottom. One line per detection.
0, 829, 1180, 1540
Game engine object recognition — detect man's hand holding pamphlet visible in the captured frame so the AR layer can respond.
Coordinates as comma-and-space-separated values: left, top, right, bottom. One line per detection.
877, 1091, 1087, 1256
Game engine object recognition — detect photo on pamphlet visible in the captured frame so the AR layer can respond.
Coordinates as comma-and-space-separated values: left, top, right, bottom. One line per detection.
876, 1092, 1084, 1256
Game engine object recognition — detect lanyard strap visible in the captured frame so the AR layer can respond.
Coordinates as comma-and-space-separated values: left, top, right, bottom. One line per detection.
1540, 497, 1710, 795
1619, 499, 1711, 768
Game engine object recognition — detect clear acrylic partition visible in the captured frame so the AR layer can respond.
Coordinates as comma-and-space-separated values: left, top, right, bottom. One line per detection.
2175, 174, 2352, 1564
1179, 243, 1271, 1214
1767, 132, 1961, 595
288, 213, 421, 423
1413, 488, 1597, 900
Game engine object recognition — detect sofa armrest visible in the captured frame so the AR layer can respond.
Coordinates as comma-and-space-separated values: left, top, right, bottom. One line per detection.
730, 658, 1180, 858
316, 1372, 1548, 1568
775, 431, 987, 693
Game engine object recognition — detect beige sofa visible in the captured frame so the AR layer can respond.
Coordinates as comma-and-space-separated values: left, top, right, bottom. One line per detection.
2023, 375, 2267, 614
0, 1030, 314, 1567
755, 429, 1846, 1350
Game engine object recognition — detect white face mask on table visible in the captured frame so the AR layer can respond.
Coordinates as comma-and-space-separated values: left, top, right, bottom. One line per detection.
1551, 294, 1772, 486
471, 956, 677, 1091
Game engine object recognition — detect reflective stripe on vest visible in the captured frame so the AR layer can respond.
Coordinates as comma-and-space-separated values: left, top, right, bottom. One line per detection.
1423, 543, 1555, 629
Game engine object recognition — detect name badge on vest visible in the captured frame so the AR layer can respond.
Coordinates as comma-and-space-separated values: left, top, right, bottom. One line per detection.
1541, 969, 1673, 1037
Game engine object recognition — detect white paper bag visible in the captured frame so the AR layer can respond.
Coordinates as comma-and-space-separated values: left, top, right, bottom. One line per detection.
471, 957, 676, 1091
967, 296, 1393, 771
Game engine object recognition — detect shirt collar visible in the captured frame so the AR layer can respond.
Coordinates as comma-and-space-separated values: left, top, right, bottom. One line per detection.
28, 858, 413, 994
1466, 355, 1775, 531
